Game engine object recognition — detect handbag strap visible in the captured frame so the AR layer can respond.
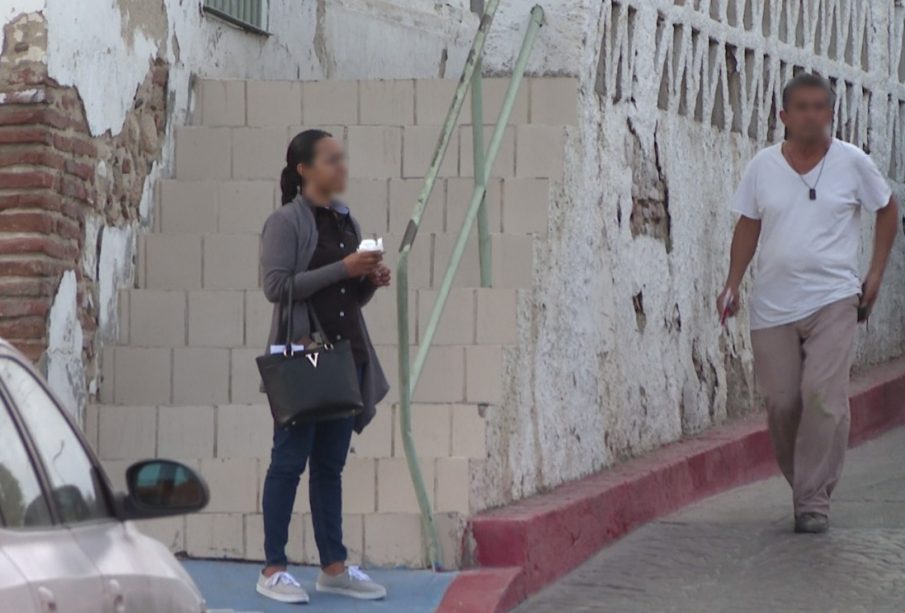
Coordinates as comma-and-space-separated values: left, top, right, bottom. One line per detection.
282, 276, 294, 351
281, 276, 329, 353
306, 301, 328, 345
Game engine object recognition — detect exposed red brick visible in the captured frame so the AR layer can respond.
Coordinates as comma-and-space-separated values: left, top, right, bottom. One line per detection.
59, 200, 83, 222
3, 66, 46, 89
0, 191, 60, 212
0, 257, 68, 278
0, 235, 78, 260
54, 216, 81, 241
0, 317, 47, 339
42, 108, 87, 133
1, 21, 168, 378
0, 277, 54, 297
64, 159, 94, 181
51, 133, 97, 158
0, 210, 55, 233
0, 210, 80, 241
71, 138, 97, 158
0, 106, 46, 127
0, 169, 57, 190
0, 127, 53, 146
57, 90, 82, 113
60, 176, 92, 203
0, 298, 49, 318
0, 147, 66, 171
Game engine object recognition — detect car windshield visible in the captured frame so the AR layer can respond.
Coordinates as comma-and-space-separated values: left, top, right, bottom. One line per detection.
0, 358, 111, 523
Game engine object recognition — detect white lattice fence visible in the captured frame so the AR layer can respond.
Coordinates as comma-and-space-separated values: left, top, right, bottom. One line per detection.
596, 1, 905, 174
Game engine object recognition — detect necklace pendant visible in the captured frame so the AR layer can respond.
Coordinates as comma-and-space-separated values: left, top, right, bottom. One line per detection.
809, 188, 816, 201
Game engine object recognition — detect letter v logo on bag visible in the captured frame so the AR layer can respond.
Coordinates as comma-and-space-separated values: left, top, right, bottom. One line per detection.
306, 352, 319, 368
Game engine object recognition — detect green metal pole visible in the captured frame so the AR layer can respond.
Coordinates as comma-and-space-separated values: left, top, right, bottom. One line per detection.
395, 256, 439, 566
410, 5, 545, 396
472, 61, 492, 287
401, 0, 501, 241
395, 0, 503, 572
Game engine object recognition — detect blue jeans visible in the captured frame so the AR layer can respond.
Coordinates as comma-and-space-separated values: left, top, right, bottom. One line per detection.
262, 368, 362, 567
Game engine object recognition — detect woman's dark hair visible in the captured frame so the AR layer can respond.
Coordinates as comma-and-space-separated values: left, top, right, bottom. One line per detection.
280, 129, 332, 204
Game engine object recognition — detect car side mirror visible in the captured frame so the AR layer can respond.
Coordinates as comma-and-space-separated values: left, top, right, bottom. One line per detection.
119, 460, 209, 520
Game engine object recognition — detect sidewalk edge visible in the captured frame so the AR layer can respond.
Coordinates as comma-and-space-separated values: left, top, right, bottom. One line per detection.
438, 357, 905, 613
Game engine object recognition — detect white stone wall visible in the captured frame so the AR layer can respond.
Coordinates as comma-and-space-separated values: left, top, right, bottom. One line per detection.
5, 0, 904, 508
476, 0, 905, 510
1, 0, 579, 411
1, 0, 567, 414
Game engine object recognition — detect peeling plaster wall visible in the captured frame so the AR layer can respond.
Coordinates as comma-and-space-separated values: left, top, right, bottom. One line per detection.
96, 225, 134, 345
3, 0, 565, 415
0, 0, 585, 414
46, 270, 84, 420
475, 0, 905, 510
485, 0, 592, 76
45, 0, 164, 136
7, 0, 903, 503
0, 0, 44, 50
41, 0, 168, 415
1, 3, 167, 417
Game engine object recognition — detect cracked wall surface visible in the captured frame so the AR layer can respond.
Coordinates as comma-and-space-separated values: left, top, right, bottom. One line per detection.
475, 0, 905, 511
3, 0, 903, 505
0, 0, 580, 417
0, 7, 168, 419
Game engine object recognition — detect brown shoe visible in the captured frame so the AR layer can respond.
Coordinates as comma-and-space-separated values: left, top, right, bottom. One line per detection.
794, 512, 829, 534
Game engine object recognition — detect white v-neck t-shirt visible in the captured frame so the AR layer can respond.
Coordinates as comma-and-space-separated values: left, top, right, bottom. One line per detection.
732, 138, 891, 330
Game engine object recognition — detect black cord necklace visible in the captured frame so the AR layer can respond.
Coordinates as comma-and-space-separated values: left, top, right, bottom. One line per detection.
783, 140, 831, 201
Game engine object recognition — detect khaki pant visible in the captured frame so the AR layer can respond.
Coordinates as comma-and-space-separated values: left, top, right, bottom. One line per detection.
750, 295, 859, 516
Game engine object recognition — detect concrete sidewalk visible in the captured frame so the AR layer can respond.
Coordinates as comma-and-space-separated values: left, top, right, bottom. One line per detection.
184, 560, 455, 613
515, 425, 905, 612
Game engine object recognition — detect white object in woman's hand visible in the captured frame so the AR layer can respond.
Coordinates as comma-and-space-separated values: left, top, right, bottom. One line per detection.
358, 237, 384, 253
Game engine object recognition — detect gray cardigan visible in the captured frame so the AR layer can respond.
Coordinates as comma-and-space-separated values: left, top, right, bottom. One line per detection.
260, 194, 390, 433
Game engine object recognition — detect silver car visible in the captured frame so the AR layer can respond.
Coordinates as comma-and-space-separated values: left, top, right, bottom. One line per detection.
0, 340, 210, 612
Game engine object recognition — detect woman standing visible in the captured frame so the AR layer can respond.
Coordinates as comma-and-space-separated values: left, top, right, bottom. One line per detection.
257, 129, 390, 603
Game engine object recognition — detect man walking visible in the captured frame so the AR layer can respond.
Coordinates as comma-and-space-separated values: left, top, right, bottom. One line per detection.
718, 73, 898, 533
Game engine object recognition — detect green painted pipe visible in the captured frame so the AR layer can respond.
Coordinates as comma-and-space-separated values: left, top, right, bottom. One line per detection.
395, 2, 545, 571
472, 62, 492, 288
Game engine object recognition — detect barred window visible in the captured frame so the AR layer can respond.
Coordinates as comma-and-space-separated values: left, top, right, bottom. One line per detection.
203, 0, 268, 33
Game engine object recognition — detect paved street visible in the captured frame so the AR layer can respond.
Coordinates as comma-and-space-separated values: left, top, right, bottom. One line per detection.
516, 426, 905, 613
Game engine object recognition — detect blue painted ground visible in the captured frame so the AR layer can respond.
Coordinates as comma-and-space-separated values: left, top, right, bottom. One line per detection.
183, 560, 455, 613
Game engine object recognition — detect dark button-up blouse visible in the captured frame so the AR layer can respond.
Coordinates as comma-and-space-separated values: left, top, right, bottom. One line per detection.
307, 204, 369, 365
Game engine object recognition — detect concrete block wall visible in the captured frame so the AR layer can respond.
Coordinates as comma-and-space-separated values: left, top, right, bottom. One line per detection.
91, 77, 576, 567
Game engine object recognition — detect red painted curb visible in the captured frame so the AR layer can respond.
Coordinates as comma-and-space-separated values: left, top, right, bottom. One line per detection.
438, 357, 905, 613
436, 567, 525, 613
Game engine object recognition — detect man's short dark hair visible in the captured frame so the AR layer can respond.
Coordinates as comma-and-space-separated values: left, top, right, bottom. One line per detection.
782, 73, 835, 109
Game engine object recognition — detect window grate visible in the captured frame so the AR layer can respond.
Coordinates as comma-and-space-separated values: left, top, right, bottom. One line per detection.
203, 0, 268, 33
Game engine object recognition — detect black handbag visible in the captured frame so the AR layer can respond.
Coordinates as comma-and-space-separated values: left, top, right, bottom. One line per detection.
256, 278, 363, 427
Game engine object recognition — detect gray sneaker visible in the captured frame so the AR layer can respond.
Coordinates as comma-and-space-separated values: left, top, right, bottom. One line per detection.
256, 570, 310, 604
316, 566, 387, 600
795, 512, 829, 534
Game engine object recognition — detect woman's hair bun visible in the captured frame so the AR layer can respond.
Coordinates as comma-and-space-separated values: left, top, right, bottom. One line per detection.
279, 129, 332, 205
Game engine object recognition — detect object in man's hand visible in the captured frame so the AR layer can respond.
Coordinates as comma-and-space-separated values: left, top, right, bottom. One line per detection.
720, 289, 734, 327
858, 282, 871, 324
358, 237, 384, 253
